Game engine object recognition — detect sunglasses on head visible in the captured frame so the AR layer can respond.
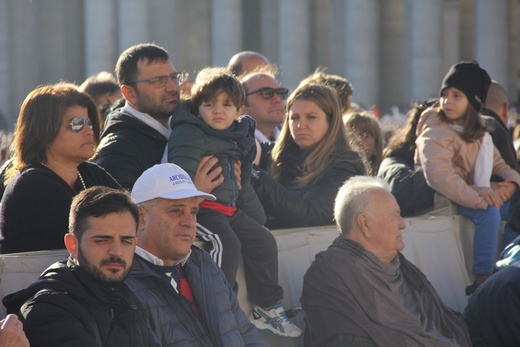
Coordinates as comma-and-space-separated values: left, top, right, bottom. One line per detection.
246, 87, 289, 100
69, 117, 93, 133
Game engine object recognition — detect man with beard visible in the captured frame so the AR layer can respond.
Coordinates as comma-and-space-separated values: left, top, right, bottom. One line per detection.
93, 43, 222, 192
2, 186, 161, 347
92, 43, 224, 258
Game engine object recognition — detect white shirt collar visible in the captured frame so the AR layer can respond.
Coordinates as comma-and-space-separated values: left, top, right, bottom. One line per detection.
255, 127, 280, 142
135, 246, 191, 267
122, 102, 172, 139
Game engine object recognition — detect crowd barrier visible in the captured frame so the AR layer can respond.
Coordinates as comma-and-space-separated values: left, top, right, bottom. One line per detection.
0, 249, 69, 317
0, 201, 479, 347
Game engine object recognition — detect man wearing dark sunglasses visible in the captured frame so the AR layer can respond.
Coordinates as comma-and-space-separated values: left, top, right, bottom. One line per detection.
242, 72, 287, 143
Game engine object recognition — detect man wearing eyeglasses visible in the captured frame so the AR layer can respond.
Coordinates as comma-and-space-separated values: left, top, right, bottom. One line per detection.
93, 43, 222, 192
242, 72, 288, 143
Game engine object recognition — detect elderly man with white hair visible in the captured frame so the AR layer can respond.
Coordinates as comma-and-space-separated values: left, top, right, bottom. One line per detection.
301, 176, 471, 347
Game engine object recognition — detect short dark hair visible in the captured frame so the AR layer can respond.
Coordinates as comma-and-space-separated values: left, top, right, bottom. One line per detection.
79, 71, 120, 100
69, 186, 139, 242
115, 43, 170, 86
190, 67, 245, 115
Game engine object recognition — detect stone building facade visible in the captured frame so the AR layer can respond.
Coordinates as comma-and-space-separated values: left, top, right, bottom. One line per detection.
0, 0, 517, 126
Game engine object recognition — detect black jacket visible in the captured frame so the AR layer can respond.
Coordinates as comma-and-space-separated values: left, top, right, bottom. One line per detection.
3, 259, 161, 347
254, 144, 365, 229
463, 262, 520, 346
377, 156, 435, 217
0, 162, 121, 254
482, 112, 519, 177
93, 108, 167, 190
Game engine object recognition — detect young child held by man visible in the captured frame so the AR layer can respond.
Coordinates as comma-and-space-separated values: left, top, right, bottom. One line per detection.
167, 67, 301, 338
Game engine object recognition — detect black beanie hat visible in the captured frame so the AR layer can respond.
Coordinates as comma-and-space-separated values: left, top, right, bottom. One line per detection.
440, 61, 492, 112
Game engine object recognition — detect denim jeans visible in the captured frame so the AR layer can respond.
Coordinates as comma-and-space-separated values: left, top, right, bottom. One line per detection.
457, 200, 515, 275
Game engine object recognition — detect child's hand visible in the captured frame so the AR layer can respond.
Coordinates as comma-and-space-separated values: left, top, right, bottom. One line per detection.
254, 140, 262, 166
491, 181, 517, 204
234, 161, 242, 191
475, 186, 502, 208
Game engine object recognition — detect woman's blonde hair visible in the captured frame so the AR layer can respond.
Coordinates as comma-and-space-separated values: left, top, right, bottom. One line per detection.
271, 82, 356, 187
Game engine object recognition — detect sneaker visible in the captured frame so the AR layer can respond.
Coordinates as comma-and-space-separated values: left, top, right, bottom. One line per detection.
465, 281, 479, 296
249, 302, 302, 338
465, 275, 491, 296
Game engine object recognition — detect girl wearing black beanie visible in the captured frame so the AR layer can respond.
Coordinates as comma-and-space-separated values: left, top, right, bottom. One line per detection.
415, 61, 520, 295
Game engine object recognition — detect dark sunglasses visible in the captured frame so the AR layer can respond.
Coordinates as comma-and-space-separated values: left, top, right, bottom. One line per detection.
246, 87, 289, 100
69, 117, 93, 133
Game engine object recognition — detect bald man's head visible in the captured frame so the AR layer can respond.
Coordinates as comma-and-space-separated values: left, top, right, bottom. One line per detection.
227, 51, 271, 78
485, 81, 509, 125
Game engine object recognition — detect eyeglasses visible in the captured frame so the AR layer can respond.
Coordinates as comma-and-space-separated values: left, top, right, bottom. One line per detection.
69, 117, 93, 133
127, 72, 188, 88
246, 87, 289, 100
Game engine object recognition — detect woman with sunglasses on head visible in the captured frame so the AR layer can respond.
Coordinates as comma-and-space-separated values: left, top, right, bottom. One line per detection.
252, 82, 366, 229
0, 83, 121, 254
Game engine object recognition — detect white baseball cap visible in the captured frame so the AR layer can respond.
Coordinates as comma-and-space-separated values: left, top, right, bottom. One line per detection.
131, 163, 216, 204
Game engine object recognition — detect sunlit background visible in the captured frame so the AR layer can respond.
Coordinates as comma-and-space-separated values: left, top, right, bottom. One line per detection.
0, 0, 518, 128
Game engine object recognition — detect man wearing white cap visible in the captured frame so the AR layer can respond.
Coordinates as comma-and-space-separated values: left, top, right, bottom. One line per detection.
126, 163, 265, 347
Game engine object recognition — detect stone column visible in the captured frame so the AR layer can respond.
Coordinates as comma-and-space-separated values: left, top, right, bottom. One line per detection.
379, 0, 405, 113
442, 0, 460, 70
84, 0, 118, 76
0, 0, 11, 122
259, 0, 279, 64
9, 1, 40, 127
405, 0, 443, 102
331, 0, 346, 74
278, 0, 310, 91
211, 0, 242, 66
176, 1, 211, 74
148, 0, 178, 52
475, 0, 509, 86
344, 0, 380, 109
507, 0, 519, 96
117, 0, 150, 53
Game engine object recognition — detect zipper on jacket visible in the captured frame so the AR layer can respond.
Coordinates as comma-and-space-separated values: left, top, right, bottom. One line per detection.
229, 141, 238, 205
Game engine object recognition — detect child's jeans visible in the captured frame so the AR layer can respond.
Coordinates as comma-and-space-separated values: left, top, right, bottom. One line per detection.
457, 200, 515, 275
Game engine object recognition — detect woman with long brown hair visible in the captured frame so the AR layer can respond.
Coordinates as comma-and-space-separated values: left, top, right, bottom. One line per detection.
343, 111, 383, 175
253, 82, 365, 228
